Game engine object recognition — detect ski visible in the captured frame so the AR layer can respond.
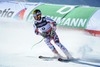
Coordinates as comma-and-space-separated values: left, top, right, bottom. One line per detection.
38, 56, 59, 61
38, 56, 73, 61
38, 55, 79, 62
58, 58, 78, 62
58, 58, 100, 67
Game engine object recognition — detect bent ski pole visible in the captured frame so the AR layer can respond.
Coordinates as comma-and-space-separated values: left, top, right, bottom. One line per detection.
31, 38, 44, 49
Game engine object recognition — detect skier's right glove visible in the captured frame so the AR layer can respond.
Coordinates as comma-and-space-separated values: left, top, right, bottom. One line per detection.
35, 29, 39, 35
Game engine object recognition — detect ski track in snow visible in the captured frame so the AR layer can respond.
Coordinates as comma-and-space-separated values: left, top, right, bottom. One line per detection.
0, 18, 100, 67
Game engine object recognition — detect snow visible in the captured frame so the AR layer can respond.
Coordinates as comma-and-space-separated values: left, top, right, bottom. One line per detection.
0, 18, 100, 67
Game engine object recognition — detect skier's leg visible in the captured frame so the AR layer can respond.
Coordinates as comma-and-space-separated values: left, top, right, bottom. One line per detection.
44, 37, 62, 58
53, 33, 73, 59
56, 42, 73, 59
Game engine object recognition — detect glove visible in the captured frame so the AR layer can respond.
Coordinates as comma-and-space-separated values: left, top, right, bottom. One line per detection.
53, 26, 56, 31
35, 31, 39, 35
40, 32, 47, 37
35, 29, 39, 35
50, 29, 55, 37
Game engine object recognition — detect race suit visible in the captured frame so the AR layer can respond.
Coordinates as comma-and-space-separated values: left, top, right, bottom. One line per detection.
33, 16, 72, 58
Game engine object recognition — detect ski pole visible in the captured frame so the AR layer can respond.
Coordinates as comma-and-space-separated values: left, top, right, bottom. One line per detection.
31, 38, 44, 49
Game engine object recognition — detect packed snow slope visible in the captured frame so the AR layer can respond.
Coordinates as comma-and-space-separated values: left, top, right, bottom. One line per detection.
0, 18, 100, 67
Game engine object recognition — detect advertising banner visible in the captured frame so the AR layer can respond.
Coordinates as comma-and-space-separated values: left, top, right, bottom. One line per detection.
30, 4, 98, 29
0, 1, 40, 20
0, 1, 100, 36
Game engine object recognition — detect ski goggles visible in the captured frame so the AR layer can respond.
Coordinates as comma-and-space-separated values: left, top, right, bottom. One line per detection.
33, 12, 41, 17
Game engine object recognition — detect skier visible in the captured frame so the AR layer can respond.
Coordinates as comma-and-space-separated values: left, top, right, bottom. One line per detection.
33, 9, 73, 59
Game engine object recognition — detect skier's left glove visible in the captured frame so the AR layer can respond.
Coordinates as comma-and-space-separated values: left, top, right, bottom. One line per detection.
53, 26, 56, 31
50, 29, 55, 37
40, 32, 47, 38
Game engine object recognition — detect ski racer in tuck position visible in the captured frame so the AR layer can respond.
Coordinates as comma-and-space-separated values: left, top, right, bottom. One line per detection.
33, 9, 73, 59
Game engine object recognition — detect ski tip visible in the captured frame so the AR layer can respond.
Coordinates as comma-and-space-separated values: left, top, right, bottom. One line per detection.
58, 58, 74, 61
39, 56, 42, 58
58, 58, 64, 61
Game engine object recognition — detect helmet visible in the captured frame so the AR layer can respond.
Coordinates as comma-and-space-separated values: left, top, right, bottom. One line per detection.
33, 9, 41, 17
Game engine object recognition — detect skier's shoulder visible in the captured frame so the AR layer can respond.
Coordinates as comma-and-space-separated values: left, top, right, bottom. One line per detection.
42, 16, 54, 22
41, 16, 46, 21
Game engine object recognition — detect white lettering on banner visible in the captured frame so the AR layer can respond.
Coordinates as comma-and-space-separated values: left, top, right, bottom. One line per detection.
57, 6, 75, 14
50, 16, 87, 27
0, 8, 14, 17
63, 18, 87, 27
78, 19, 87, 27
70, 18, 79, 26
55, 17, 61, 23
56, 17, 66, 25
53, 16, 58, 21
63, 18, 70, 26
